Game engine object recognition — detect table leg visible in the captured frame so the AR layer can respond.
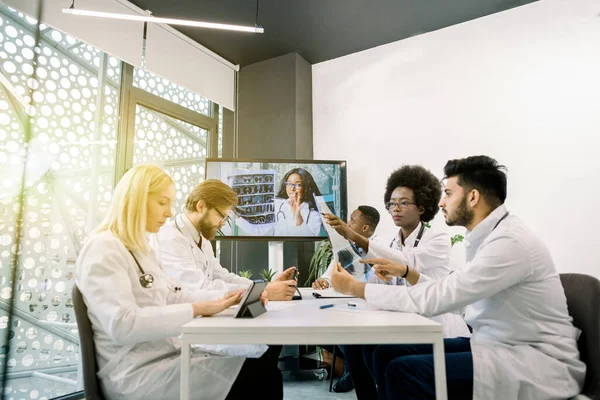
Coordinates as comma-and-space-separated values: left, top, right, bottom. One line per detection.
181, 337, 191, 400
432, 335, 448, 400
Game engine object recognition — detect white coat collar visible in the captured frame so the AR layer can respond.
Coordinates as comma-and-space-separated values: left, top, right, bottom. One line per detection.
393, 221, 424, 249
465, 204, 509, 250
179, 214, 204, 245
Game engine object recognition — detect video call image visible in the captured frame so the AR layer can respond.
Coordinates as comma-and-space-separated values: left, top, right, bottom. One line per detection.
205, 160, 346, 238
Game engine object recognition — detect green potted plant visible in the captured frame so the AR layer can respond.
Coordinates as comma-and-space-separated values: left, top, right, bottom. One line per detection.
451, 234, 464, 246
306, 240, 333, 287
239, 269, 253, 279
259, 268, 277, 282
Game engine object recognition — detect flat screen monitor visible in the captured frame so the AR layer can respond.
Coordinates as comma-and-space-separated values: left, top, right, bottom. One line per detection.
205, 158, 347, 240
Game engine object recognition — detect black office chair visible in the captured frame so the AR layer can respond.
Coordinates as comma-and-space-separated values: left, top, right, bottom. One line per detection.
72, 284, 106, 400
560, 273, 600, 400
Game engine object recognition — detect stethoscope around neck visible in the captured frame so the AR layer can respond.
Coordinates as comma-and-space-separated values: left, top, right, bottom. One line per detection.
276, 199, 312, 223
129, 251, 155, 288
128, 250, 181, 291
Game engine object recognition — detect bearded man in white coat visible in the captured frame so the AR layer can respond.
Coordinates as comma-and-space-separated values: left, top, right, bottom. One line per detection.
331, 155, 585, 400
153, 179, 298, 300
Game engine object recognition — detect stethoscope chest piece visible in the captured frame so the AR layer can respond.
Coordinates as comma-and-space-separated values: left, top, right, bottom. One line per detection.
139, 273, 154, 288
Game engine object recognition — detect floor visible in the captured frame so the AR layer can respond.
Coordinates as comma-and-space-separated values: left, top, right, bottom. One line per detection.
280, 347, 356, 399
284, 378, 356, 400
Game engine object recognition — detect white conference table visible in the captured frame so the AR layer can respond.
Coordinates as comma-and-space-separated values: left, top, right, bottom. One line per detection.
180, 288, 447, 400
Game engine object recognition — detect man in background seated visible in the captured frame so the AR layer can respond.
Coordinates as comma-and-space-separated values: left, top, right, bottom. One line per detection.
313, 205, 380, 290
153, 179, 298, 300
312, 205, 380, 393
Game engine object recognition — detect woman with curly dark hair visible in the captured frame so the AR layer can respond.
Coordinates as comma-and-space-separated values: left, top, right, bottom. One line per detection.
326, 165, 453, 280
329, 165, 455, 279
382, 165, 442, 251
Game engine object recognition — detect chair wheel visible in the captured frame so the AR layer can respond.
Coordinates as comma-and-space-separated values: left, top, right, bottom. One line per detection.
315, 370, 327, 381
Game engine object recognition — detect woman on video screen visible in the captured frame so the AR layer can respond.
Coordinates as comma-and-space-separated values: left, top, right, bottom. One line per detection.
273, 168, 323, 236
235, 168, 324, 237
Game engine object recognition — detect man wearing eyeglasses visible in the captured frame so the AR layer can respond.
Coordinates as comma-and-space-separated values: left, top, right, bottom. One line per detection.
152, 179, 298, 301
324, 165, 470, 398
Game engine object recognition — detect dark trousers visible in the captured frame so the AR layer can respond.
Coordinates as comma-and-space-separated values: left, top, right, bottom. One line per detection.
342, 345, 379, 399
225, 345, 283, 399
367, 338, 473, 400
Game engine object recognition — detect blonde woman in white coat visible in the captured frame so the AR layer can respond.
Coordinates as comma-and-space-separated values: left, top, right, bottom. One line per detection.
331, 156, 585, 400
75, 164, 282, 400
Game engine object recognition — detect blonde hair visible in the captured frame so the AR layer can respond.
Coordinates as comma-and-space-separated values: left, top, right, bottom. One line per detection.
93, 164, 173, 253
185, 179, 238, 212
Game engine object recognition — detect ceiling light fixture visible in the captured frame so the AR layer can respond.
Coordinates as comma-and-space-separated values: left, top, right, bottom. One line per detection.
62, 3, 264, 34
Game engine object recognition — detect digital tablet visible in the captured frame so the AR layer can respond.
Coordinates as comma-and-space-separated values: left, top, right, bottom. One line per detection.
234, 281, 269, 318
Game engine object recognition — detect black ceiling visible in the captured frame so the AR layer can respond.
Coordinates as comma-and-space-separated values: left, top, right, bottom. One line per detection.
128, 0, 536, 67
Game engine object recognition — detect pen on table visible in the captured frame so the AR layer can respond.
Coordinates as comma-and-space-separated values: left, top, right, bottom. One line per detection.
320, 304, 334, 309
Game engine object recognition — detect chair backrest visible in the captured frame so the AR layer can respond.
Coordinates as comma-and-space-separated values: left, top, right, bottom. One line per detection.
72, 284, 105, 400
560, 273, 600, 400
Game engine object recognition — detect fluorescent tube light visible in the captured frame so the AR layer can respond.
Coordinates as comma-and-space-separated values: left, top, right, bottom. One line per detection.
62, 8, 264, 33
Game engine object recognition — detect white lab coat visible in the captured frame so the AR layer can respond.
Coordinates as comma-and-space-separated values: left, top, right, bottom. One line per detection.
366, 222, 451, 282
352, 223, 469, 338
153, 214, 252, 292
75, 230, 246, 400
364, 205, 586, 400
236, 198, 322, 237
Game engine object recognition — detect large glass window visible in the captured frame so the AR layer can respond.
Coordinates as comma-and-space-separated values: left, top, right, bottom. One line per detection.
1, 5, 223, 399
0, 4, 121, 399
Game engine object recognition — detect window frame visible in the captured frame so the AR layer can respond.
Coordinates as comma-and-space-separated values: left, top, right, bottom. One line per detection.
114, 64, 219, 185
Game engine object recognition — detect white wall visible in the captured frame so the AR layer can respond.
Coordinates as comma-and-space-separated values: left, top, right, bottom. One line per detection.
313, 0, 600, 278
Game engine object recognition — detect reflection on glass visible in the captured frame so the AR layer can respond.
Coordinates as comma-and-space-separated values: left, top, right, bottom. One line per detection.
0, 5, 120, 398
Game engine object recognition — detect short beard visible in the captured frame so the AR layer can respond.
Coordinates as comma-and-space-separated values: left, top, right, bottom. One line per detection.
198, 214, 219, 240
445, 195, 474, 227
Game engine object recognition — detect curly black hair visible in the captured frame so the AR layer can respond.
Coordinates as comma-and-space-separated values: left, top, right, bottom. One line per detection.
383, 165, 442, 222
276, 168, 322, 212
443, 155, 507, 207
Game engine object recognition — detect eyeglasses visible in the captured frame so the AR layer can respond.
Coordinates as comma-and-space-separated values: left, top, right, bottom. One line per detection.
214, 208, 230, 223
385, 200, 416, 210
285, 182, 303, 190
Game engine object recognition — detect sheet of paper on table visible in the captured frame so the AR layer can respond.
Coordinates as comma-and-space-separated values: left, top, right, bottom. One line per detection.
312, 288, 356, 298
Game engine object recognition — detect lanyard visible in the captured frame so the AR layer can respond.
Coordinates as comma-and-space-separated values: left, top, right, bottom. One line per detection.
390, 223, 426, 286
391, 222, 426, 249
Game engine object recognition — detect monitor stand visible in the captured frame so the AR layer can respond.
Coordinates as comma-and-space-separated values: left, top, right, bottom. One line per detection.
268, 241, 285, 278
267, 242, 320, 380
